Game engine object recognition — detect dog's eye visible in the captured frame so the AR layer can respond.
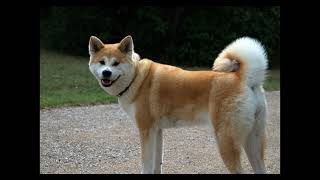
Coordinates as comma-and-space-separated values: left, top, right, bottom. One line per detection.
112, 61, 120, 66
99, 60, 105, 65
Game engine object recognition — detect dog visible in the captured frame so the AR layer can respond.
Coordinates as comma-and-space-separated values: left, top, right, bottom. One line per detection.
88, 35, 268, 174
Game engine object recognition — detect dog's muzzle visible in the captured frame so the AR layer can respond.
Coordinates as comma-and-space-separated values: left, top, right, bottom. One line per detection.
100, 75, 121, 87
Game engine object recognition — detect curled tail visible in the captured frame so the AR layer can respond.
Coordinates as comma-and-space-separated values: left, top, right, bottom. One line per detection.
212, 37, 268, 88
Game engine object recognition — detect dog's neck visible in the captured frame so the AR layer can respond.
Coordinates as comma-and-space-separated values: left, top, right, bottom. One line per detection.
117, 59, 152, 103
116, 71, 137, 97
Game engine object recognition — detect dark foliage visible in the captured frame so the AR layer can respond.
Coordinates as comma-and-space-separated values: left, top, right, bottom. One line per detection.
40, 6, 280, 68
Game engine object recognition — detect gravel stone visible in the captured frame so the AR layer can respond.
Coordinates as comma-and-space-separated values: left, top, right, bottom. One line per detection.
40, 91, 280, 174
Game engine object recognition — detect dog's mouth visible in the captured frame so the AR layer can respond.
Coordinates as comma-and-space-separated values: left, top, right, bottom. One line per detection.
101, 75, 121, 87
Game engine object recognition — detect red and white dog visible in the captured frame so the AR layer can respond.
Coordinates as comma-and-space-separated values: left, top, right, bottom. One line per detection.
88, 35, 268, 174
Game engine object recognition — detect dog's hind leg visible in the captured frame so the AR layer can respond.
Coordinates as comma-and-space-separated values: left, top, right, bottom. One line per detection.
214, 125, 243, 174
243, 104, 267, 174
210, 114, 243, 174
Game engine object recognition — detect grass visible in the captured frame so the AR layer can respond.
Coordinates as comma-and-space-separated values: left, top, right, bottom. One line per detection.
40, 50, 117, 109
264, 69, 280, 91
40, 50, 280, 109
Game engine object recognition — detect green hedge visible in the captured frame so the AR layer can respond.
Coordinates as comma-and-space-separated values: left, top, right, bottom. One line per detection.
40, 6, 280, 68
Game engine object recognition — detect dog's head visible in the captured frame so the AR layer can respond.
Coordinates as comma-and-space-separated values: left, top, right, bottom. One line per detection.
88, 35, 140, 96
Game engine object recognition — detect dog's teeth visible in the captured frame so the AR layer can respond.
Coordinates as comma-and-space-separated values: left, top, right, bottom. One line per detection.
101, 79, 112, 86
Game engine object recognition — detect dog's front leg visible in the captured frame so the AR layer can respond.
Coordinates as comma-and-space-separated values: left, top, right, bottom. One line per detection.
154, 128, 163, 174
139, 127, 161, 174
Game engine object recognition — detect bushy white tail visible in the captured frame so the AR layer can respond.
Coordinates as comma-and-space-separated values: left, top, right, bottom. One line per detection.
213, 37, 268, 88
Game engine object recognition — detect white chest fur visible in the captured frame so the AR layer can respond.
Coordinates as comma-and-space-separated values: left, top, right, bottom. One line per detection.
118, 98, 136, 123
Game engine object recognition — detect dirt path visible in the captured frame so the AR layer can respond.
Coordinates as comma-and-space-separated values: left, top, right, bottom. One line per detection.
40, 91, 280, 174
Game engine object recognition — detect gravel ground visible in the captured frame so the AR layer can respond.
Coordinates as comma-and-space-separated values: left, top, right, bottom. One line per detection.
40, 91, 280, 174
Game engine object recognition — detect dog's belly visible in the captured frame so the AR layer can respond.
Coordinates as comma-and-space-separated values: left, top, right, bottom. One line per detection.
119, 99, 212, 130
157, 112, 210, 129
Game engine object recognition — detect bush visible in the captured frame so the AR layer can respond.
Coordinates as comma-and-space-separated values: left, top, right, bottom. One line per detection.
40, 6, 280, 68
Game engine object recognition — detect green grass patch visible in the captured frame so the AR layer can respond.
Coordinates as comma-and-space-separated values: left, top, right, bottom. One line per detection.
264, 69, 280, 91
40, 50, 117, 109
40, 50, 279, 109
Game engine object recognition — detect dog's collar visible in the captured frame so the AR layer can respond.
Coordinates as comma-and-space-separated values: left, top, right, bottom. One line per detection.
117, 76, 136, 97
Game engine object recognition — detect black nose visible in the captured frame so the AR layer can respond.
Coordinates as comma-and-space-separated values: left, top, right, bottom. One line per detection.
102, 70, 112, 78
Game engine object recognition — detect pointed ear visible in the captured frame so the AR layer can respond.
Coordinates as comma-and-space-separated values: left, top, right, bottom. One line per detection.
118, 35, 134, 55
89, 36, 104, 56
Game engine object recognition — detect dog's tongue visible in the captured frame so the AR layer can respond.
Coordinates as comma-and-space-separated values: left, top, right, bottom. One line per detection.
101, 79, 111, 85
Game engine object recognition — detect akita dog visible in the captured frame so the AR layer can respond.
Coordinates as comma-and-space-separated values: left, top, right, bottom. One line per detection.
88, 35, 268, 174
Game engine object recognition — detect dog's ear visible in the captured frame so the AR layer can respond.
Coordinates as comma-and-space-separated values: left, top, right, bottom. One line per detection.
118, 35, 134, 56
89, 36, 104, 56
